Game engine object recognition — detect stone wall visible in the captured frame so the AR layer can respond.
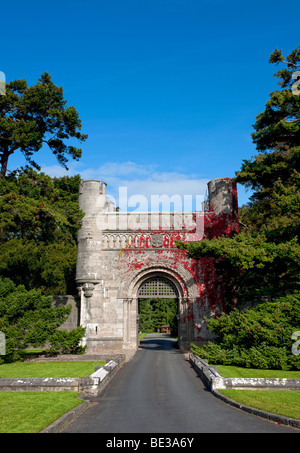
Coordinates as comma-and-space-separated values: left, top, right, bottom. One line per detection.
0, 357, 124, 396
52, 295, 80, 331
189, 354, 300, 391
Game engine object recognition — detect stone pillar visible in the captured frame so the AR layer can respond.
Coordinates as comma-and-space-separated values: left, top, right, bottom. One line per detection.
179, 298, 193, 349
122, 298, 140, 350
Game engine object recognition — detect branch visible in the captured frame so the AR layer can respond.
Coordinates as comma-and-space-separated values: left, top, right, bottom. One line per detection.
238, 220, 249, 229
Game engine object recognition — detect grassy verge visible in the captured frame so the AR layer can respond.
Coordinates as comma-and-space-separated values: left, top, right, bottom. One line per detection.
0, 361, 106, 433
0, 391, 83, 433
0, 361, 105, 378
139, 332, 159, 341
218, 389, 300, 420
214, 365, 300, 421
217, 365, 300, 379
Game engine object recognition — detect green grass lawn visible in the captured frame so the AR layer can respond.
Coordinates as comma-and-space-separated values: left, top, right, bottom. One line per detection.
0, 361, 105, 378
218, 389, 300, 420
0, 391, 84, 433
0, 361, 106, 433
217, 365, 300, 379
215, 365, 300, 421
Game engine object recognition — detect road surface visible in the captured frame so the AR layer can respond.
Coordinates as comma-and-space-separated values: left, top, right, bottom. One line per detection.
62, 334, 298, 433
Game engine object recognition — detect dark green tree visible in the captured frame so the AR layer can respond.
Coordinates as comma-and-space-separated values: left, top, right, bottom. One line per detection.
152, 299, 178, 334
0, 72, 87, 178
139, 298, 178, 335
0, 276, 85, 363
178, 47, 300, 302
0, 168, 84, 294
139, 299, 155, 332
236, 47, 300, 243
178, 47, 300, 368
191, 293, 300, 370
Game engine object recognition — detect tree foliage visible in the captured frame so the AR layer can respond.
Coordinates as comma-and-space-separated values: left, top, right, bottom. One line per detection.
178, 47, 300, 366
179, 47, 300, 301
0, 72, 87, 178
191, 293, 300, 370
0, 276, 85, 363
139, 298, 178, 335
235, 47, 300, 205
0, 72, 88, 360
178, 233, 300, 302
0, 168, 84, 294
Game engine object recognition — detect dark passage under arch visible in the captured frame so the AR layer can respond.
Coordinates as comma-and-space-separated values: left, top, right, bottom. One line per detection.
138, 277, 179, 336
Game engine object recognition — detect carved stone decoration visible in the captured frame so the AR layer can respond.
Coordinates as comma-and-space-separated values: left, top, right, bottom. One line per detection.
76, 177, 239, 353
151, 233, 164, 247
82, 282, 95, 298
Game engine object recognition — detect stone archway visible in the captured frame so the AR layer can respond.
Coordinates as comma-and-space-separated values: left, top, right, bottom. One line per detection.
121, 267, 193, 351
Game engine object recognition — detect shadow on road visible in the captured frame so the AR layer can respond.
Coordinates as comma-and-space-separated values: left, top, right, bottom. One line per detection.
139, 333, 180, 351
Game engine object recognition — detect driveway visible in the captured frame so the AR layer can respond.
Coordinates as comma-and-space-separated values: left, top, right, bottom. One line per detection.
62, 334, 298, 433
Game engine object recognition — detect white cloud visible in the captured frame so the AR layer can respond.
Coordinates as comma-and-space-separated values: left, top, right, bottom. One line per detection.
41, 160, 210, 211
81, 162, 209, 211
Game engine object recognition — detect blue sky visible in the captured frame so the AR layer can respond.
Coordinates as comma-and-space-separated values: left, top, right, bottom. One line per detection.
1, 0, 299, 208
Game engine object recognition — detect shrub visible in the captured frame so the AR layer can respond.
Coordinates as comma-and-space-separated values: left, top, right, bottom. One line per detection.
0, 277, 85, 362
191, 292, 300, 370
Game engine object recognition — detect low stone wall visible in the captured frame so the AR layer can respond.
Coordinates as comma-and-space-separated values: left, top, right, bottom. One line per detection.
80, 358, 123, 397
0, 357, 124, 397
188, 354, 222, 389
214, 376, 300, 391
25, 353, 125, 363
0, 377, 80, 392
189, 353, 300, 429
189, 354, 300, 391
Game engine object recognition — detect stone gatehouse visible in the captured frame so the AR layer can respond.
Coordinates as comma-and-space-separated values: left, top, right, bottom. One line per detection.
75, 178, 239, 354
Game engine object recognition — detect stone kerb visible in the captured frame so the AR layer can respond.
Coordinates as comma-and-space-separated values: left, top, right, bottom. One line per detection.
189, 354, 222, 389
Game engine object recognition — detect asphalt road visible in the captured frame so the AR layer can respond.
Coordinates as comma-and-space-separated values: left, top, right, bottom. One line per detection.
62, 334, 298, 434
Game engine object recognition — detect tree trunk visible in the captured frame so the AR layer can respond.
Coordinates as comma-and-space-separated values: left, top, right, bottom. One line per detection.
0, 146, 10, 178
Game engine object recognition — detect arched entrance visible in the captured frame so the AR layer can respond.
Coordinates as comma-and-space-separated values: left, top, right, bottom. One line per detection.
121, 268, 190, 350
138, 277, 179, 337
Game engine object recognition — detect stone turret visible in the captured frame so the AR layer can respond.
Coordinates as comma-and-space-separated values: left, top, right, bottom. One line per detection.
76, 180, 109, 327
208, 178, 238, 215
206, 178, 239, 238
76, 180, 104, 287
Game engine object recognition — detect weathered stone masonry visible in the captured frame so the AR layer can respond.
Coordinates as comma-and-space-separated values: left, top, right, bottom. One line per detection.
76, 178, 239, 354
